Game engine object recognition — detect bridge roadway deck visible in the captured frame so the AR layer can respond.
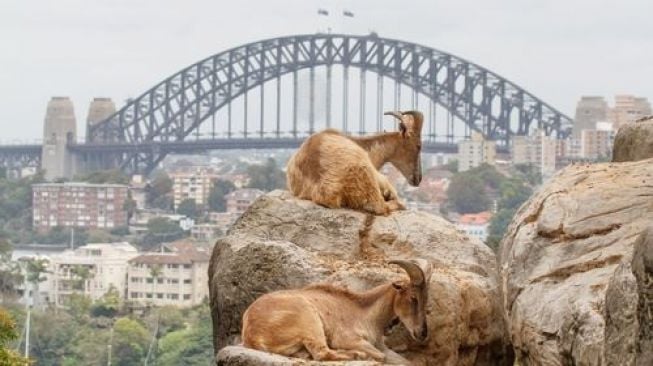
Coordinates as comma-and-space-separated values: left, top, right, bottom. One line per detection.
0, 138, 509, 157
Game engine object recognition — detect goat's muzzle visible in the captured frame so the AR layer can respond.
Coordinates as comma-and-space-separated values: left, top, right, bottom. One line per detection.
413, 321, 429, 343
410, 173, 422, 186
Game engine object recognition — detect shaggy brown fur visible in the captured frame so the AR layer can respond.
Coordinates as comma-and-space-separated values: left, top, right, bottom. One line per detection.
241, 260, 432, 364
286, 111, 424, 215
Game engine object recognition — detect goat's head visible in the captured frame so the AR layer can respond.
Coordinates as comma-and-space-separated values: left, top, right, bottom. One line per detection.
384, 111, 424, 186
389, 259, 432, 343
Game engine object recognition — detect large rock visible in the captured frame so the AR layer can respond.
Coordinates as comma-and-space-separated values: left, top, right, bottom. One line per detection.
612, 116, 653, 162
209, 190, 511, 366
499, 159, 653, 365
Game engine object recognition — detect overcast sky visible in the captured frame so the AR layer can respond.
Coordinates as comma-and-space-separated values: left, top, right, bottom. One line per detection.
1, 0, 651, 141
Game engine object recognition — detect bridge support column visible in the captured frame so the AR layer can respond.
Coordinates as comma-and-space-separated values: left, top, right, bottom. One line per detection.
41, 97, 77, 180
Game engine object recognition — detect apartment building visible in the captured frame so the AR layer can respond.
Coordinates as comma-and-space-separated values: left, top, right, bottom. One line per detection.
573, 96, 608, 138
456, 211, 492, 242
170, 168, 219, 208
225, 188, 264, 214
47, 242, 139, 307
32, 182, 129, 232
127, 241, 210, 307
190, 223, 222, 241
457, 132, 496, 172
609, 95, 652, 130
512, 130, 558, 179
580, 122, 614, 160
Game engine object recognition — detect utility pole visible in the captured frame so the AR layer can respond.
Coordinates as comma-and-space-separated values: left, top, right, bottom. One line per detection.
107, 325, 114, 366
24, 302, 31, 363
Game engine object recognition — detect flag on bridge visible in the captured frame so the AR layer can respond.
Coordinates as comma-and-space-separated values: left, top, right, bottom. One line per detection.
318, 9, 329, 16
343, 10, 354, 17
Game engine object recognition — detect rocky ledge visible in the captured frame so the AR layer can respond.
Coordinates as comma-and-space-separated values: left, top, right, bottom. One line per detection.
500, 159, 653, 365
209, 190, 512, 366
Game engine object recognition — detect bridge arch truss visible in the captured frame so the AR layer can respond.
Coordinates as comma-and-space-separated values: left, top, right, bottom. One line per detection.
88, 34, 572, 173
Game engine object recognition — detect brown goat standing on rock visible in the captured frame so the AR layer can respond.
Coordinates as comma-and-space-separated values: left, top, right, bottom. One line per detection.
286, 111, 423, 215
241, 259, 432, 364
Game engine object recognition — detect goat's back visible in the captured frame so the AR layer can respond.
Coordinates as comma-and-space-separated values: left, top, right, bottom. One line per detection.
286, 129, 374, 204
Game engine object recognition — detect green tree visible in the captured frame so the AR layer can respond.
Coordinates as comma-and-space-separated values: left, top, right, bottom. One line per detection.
77, 169, 129, 185
486, 176, 534, 251
176, 199, 198, 219
70, 265, 93, 292
443, 159, 459, 173
112, 317, 150, 366
446, 174, 490, 214
208, 179, 236, 212
24, 257, 49, 307
147, 171, 173, 210
513, 164, 542, 186
141, 218, 185, 249
0, 238, 22, 299
0, 308, 31, 365
86, 229, 113, 244
123, 191, 138, 224
246, 158, 286, 191
155, 305, 213, 366
486, 209, 515, 250
91, 285, 121, 318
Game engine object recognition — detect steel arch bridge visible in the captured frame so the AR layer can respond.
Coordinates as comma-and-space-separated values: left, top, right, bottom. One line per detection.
81, 33, 572, 173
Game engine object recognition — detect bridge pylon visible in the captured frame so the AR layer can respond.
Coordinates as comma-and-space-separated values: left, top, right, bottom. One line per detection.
79, 97, 121, 173
41, 97, 77, 180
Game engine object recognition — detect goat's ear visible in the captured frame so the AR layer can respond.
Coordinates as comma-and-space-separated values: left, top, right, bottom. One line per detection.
392, 281, 406, 291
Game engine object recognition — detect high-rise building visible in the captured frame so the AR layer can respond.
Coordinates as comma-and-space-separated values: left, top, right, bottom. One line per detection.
511, 130, 558, 179
127, 241, 210, 307
170, 168, 219, 208
32, 182, 129, 232
608, 95, 652, 130
573, 96, 608, 138
457, 132, 496, 172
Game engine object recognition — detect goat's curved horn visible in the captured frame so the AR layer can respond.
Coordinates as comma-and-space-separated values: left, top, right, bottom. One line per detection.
389, 259, 425, 286
384, 111, 404, 121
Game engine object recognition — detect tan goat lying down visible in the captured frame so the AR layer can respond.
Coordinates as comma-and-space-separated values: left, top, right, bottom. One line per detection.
241, 260, 432, 364
286, 111, 423, 215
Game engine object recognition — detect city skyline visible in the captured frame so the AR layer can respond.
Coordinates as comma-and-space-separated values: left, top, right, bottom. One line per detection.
2, 0, 652, 141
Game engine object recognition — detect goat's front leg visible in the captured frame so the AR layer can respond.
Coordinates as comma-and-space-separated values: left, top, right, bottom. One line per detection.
376, 173, 399, 202
377, 342, 412, 365
340, 339, 386, 362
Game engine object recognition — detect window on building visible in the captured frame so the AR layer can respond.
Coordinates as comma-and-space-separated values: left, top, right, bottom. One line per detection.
156, 293, 164, 299
146, 293, 153, 298
170, 294, 179, 300
183, 279, 192, 284
183, 294, 191, 300
157, 278, 164, 284
131, 277, 139, 283
168, 264, 179, 269
183, 264, 191, 269
130, 292, 138, 298
146, 278, 153, 284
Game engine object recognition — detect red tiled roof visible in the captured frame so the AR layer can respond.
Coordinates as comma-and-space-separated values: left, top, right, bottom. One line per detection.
458, 211, 492, 225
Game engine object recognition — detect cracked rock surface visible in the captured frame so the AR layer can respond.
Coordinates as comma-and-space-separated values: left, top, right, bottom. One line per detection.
612, 117, 653, 162
499, 159, 653, 365
209, 190, 511, 366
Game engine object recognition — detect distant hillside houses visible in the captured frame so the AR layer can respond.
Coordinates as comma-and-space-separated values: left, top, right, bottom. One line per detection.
13, 240, 211, 309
